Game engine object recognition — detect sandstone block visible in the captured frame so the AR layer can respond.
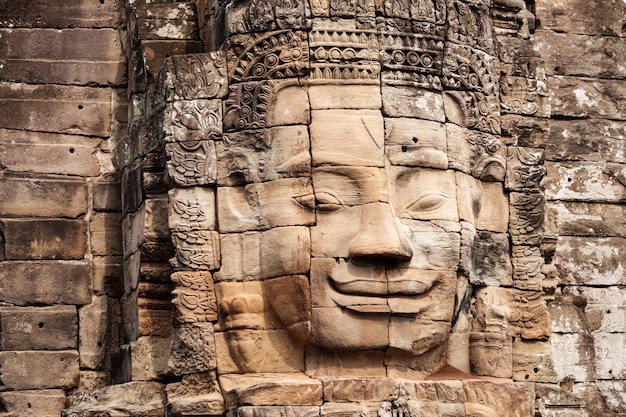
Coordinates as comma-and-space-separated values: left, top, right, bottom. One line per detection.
123, 205, 146, 257
309, 84, 381, 109
93, 180, 122, 211
0, 0, 121, 28
535, 0, 626, 36
136, 3, 198, 40
0, 82, 112, 136
79, 296, 109, 370
463, 380, 533, 417
309, 307, 388, 351
549, 295, 588, 333
500, 115, 549, 148
0, 28, 125, 85
215, 329, 304, 373
168, 323, 217, 376
232, 406, 320, 417
166, 372, 225, 416
90, 213, 123, 256
461, 228, 512, 286
131, 336, 170, 381
585, 305, 626, 333
217, 125, 310, 186
2, 219, 87, 260
385, 118, 448, 169
0, 305, 77, 350
217, 178, 315, 232
217, 227, 311, 281
550, 76, 626, 120
593, 332, 626, 379
545, 161, 626, 202
0, 389, 66, 417
310, 109, 385, 166
546, 119, 626, 163
547, 201, 626, 237
512, 340, 557, 382
141, 40, 204, 77
78, 371, 110, 391
0, 261, 91, 305
554, 237, 626, 285
169, 187, 216, 232
139, 307, 173, 337
0, 351, 79, 389
321, 378, 464, 403
0, 176, 87, 218
64, 381, 165, 417
0, 130, 100, 176
382, 86, 445, 122
305, 349, 386, 378
551, 333, 596, 382
219, 373, 323, 409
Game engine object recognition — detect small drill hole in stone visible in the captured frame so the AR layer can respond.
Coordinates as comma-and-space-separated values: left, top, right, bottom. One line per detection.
38, 322, 44, 328
533, 367, 539, 373
567, 177, 573, 182
69, 147, 75, 154
78, 105, 84, 110
100, 0, 105, 4
607, 309, 612, 314
401, 146, 408, 152
412, 137, 418, 143
27, 403, 32, 409
525, 374, 530, 380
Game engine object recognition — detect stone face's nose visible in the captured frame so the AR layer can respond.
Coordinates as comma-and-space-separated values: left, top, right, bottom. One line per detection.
348, 202, 413, 260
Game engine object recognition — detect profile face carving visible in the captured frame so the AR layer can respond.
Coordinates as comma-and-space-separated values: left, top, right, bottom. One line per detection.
165, 0, 549, 381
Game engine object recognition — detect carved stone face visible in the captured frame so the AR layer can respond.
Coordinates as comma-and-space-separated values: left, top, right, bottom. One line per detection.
303, 87, 460, 363
162, 0, 547, 381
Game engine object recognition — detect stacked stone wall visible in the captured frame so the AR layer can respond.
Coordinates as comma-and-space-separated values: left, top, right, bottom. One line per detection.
0, 0, 127, 415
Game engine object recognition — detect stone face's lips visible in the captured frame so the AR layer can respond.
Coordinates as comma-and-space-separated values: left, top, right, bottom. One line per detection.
328, 261, 441, 303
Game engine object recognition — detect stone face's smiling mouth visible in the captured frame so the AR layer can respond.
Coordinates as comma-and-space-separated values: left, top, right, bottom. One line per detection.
327, 259, 441, 308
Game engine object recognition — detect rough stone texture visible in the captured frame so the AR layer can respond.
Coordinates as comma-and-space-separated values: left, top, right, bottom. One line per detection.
0, 305, 77, 350
2, 219, 87, 260
0, 261, 91, 305
0, 83, 112, 136
0, 351, 79, 389
0, 29, 126, 85
0, 176, 88, 218
0, 389, 67, 417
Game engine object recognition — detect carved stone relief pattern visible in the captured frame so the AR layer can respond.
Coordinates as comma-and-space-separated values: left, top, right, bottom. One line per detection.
154, 0, 551, 415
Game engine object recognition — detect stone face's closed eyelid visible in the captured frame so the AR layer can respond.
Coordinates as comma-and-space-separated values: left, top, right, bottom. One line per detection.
292, 190, 344, 211
406, 190, 453, 214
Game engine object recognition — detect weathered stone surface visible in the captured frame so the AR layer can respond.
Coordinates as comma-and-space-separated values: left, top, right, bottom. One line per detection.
79, 296, 109, 370
547, 201, 626, 237
2, 219, 87, 260
166, 372, 225, 416
593, 332, 626, 379
463, 380, 534, 417
78, 371, 109, 391
0, 351, 79, 389
0, 29, 125, 85
219, 373, 323, 410
382, 86, 445, 122
136, 3, 198, 40
321, 378, 465, 403
545, 161, 626, 202
0, 176, 88, 218
217, 227, 311, 281
0, 0, 121, 28
131, 336, 170, 381
305, 350, 386, 378
0, 129, 101, 176
0, 389, 66, 417
535, 0, 626, 36
0, 82, 112, 136
90, 213, 123, 256
142, 40, 204, 77
0, 261, 91, 305
546, 119, 626, 163
64, 381, 165, 417
0, 305, 77, 350
500, 115, 550, 149
309, 84, 381, 109
512, 340, 557, 382
554, 237, 626, 286
534, 31, 626, 79
215, 329, 304, 373
551, 333, 596, 382
168, 323, 217, 376
550, 76, 626, 120
385, 118, 448, 169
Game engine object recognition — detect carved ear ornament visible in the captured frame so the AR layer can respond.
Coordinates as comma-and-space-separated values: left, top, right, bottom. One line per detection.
221, 294, 265, 330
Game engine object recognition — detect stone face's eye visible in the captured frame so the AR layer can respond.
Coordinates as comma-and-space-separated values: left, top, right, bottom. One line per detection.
293, 192, 343, 211
406, 191, 451, 214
